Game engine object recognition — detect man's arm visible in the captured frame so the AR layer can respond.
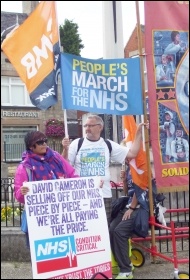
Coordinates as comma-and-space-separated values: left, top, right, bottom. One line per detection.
129, 192, 138, 209
126, 122, 149, 159
122, 192, 138, 221
164, 43, 181, 54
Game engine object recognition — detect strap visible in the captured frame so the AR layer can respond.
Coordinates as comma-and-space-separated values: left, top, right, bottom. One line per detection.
77, 138, 84, 154
105, 139, 112, 155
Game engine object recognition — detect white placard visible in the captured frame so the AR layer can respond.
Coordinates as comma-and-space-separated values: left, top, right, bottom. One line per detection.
24, 176, 112, 279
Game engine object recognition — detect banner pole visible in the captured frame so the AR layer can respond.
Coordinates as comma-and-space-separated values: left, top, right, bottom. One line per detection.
121, 161, 128, 196
55, 1, 68, 138
135, 1, 156, 262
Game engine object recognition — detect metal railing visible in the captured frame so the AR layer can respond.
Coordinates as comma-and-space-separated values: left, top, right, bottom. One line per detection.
1, 177, 189, 254
3, 140, 63, 162
1, 177, 23, 226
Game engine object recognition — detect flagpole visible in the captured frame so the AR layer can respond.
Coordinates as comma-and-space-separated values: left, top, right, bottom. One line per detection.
135, 1, 156, 262
102, 1, 124, 143
54, 1, 68, 137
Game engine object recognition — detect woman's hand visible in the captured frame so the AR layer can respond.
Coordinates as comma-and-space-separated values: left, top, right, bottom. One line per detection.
62, 137, 71, 160
62, 137, 70, 150
20, 182, 29, 195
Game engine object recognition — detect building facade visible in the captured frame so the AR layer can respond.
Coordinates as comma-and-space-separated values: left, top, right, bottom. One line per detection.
1, 2, 83, 176
1, 3, 146, 177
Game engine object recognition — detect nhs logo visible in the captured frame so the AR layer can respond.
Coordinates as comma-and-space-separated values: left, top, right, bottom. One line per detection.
35, 236, 77, 273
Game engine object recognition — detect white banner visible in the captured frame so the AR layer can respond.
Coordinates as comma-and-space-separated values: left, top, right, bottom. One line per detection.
24, 176, 112, 279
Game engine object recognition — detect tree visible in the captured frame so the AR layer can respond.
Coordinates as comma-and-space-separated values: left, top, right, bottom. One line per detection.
59, 19, 84, 56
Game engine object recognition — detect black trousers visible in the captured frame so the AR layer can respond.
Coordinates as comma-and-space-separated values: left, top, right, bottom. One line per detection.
109, 208, 139, 273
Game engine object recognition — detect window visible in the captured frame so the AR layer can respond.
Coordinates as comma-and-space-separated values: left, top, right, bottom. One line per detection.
1, 76, 34, 107
3, 126, 37, 162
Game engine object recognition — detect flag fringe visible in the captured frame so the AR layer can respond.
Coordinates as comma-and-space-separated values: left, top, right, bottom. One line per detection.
157, 185, 189, 193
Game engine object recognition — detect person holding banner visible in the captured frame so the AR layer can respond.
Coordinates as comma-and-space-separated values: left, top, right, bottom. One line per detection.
111, 153, 162, 279
110, 175, 141, 279
110, 170, 166, 279
62, 114, 149, 226
14, 130, 79, 247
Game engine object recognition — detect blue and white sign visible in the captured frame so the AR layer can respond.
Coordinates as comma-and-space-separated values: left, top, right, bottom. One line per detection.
60, 53, 143, 115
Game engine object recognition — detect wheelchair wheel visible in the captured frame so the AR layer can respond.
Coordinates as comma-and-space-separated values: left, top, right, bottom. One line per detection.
175, 271, 189, 279
130, 247, 145, 267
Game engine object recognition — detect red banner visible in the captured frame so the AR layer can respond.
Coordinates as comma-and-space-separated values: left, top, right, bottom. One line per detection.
144, 1, 189, 192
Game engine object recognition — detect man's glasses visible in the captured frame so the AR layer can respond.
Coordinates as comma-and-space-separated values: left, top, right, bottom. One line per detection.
83, 124, 100, 128
35, 139, 48, 146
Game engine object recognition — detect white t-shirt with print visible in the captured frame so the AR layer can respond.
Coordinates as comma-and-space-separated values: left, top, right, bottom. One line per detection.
68, 137, 129, 198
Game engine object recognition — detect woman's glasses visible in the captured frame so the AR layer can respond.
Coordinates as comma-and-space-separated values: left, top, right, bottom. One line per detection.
35, 139, 48, 146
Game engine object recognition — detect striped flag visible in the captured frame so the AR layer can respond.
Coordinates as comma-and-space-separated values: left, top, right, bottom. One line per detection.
1, 1, 60, 110
123, 115, 148, 190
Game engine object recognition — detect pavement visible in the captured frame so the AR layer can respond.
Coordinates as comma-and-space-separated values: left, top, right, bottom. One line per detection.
1, 258, 189, 279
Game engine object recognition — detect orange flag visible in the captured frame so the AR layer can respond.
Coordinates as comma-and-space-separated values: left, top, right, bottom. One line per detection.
123, 115, 148, 190
1, 1, 60, 110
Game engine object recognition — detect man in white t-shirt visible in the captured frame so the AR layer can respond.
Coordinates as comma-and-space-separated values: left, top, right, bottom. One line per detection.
62, 114, 148, 226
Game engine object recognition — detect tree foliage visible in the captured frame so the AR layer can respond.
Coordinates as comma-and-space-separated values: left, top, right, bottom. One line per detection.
59, 19, 84, 56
